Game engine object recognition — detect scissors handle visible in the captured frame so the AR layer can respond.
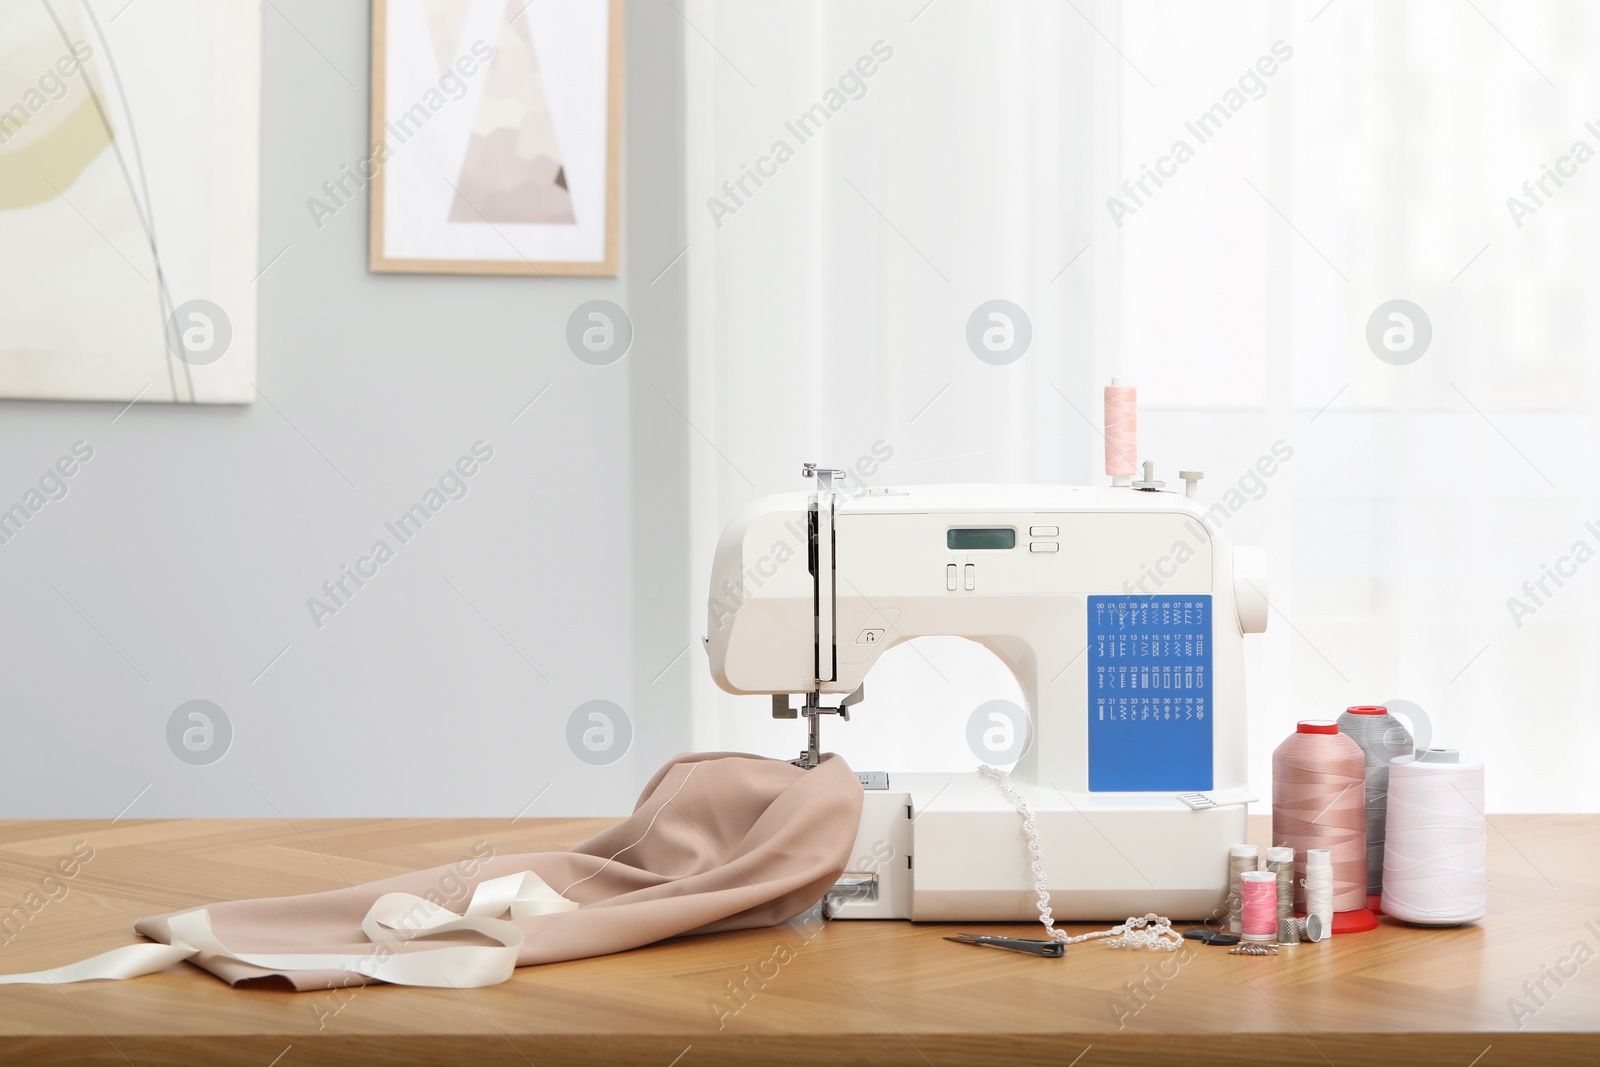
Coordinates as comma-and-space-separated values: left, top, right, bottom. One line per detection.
944, 934, 1065, 958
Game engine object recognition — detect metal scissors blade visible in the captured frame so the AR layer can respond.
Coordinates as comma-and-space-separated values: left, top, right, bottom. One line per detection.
943, 934, 1065, 958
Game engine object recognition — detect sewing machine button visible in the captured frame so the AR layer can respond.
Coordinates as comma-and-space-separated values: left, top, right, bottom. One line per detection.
1030, 542, 1059, 553
1030, 526, 1058, 537
946, 564, 958, 591
963, 564, 975, 590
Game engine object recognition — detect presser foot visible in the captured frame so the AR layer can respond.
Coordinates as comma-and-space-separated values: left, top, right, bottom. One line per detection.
775, 686, 864, 769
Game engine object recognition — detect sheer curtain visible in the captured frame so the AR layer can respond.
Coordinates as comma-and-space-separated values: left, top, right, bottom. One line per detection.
1113, 0, 1599, 812
681, 0, 1598, 812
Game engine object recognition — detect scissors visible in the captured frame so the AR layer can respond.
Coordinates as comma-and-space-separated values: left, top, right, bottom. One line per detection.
943, 934, 1065, 958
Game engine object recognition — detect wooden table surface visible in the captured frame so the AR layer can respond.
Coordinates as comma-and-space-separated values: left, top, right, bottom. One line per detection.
0, 814, 1594, 1066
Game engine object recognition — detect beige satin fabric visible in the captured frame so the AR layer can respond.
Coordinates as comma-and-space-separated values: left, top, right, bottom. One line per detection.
133, 753, 863, 991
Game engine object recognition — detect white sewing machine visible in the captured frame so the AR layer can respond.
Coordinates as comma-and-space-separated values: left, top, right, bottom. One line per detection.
703, 394, 1267, 922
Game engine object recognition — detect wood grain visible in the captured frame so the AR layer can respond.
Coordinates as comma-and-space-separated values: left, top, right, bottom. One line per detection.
0, 815, 1594, 1066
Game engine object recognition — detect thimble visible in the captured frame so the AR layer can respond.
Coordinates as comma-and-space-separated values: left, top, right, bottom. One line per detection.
1277, 917, 1301, 945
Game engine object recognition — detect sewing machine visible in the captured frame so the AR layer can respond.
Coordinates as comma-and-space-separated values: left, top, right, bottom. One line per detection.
704, 433, 1269, 922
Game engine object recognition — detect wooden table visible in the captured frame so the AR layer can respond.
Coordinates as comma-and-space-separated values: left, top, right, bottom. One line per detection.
0, 814, 1594, 1066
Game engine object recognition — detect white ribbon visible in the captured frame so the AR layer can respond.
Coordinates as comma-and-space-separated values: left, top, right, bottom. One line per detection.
0, 870, 576, 989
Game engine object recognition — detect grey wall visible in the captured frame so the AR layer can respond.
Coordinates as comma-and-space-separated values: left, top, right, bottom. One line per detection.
0, 1, 690, 818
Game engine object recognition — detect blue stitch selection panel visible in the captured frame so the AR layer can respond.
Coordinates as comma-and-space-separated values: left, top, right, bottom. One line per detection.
1087, 595, 1213, 792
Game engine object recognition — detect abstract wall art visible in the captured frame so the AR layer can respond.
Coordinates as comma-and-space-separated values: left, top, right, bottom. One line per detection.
0, 0, 261, 404
369, 0, 622, 276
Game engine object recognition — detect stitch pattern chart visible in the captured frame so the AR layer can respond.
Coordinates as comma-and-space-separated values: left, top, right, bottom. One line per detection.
1087, 595, 1213, 792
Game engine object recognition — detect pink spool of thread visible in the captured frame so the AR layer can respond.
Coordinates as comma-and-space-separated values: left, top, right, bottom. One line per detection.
1104, 380, 1137, 479
1240, 871, 1278, 942
1273, 720, 1374, 932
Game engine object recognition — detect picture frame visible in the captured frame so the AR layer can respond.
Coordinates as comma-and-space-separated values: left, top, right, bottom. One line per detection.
368, 0, 621, 276
0, 0, 260, 404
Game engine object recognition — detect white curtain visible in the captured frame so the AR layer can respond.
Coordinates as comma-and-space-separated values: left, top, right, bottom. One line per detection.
681, 0, 1598, 812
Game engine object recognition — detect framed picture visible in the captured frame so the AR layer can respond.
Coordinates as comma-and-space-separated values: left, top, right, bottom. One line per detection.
0, 0, 260, 404
368, 0, 622, 276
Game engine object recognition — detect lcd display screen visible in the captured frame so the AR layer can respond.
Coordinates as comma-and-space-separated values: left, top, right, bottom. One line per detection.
946, 528, 1016, 550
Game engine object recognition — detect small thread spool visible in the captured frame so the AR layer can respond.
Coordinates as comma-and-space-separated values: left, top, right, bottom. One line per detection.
1227, 843, 1259, 934
1303, 848, 1334, 938
1265, 845, 1294, 923
1338, 705, 1413, 897
1104, 380, 1137, 479
1382, 748, 1487, 925
1272, 720, 1367, 912
1240, 871, 1277, 942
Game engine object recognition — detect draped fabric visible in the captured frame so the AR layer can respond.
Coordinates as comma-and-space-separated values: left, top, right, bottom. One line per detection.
131, 753, 862, 990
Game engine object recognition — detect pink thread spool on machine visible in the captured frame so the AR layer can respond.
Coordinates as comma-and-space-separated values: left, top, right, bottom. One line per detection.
1272, 720, 1379, 934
